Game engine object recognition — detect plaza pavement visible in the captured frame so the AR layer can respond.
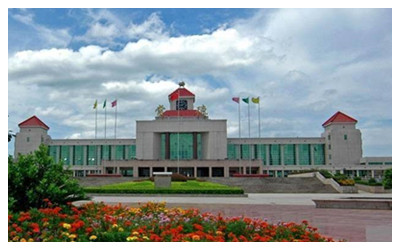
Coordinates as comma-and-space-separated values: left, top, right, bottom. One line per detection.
80, 192, 392, 242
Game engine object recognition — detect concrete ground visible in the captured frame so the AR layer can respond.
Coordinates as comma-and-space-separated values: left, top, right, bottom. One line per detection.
80, 193, 392, 242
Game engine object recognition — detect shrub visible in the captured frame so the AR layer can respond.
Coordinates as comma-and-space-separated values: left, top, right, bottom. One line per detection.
319, 170, 333, 179
383, 169, 392, 189
171, 173, 188, 182
8, 144, 87, 212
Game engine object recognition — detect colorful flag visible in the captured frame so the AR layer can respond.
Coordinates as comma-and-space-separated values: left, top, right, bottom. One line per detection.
232, 97, 240, 103
93, 100, 97, 109
112, 100, 117, 107
251, 97, 260, 104
103, 99, 107, 108
242, 97, 249, 104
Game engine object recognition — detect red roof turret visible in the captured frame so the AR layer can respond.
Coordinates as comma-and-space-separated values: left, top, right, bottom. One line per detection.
18, 116, 49, 130
322, 111, 357, 127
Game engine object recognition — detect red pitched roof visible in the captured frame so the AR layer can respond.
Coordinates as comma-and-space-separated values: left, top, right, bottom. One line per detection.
18, 116, 49, 130
168, 88, 195, 101
322, 111, 357, 127
162, 110, 203, 118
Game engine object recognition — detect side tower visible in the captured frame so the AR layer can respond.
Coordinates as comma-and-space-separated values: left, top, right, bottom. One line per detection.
321, 111, 362, 165
14, 116, 51, 158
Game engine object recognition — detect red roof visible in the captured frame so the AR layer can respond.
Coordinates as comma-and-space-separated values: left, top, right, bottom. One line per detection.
162, 110, 203, 118
322, 111, 357, 127
168, 87, 195, 101
18, 116, 49, 130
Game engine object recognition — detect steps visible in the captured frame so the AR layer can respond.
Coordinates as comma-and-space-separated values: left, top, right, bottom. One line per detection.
202, 177, 339, 193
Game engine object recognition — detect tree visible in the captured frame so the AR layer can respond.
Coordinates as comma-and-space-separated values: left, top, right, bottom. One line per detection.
155, 104, 166, 118
8, 130, 15, 142
383, 169, 392, 189
8, 144, 88, 212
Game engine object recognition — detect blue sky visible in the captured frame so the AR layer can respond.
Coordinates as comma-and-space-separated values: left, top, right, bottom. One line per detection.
8, 8, 392, 157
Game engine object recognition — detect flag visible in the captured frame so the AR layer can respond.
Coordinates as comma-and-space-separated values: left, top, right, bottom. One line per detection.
242, 97, 249, 104
251, 97, 260, 104
232, 97, 240, 103
93, 100, 97, 109
103, 99, 107, 108
112, 100, 117, 107
169, 92, 179, 101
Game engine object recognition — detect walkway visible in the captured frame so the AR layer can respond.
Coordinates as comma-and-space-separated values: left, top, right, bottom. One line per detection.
81, 193, 392, 242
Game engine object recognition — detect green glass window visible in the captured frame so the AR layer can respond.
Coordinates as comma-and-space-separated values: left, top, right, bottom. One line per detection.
241, 144, 250, 160
87, 145, 97, 165
73, 145, 84, 165
127, 145, 136, 159
115, 145, 125, 160
170, 133, 193, 160
283, 144, 296, 165
257, 144, 267, 165
197, 133, 202, 160
227, 144, 237, 160
298, 144, 311, 165
101, 145, 111, 160
312, 144, 325, 165
160, 134, 166, 160
269, 144, 280, 165
60, 145, 70, 165
48, 146, 58, 163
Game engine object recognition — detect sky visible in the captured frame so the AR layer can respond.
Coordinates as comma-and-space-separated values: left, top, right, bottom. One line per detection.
7, 8, 392, 157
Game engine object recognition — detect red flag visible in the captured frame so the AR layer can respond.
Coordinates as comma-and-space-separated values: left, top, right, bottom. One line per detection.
111, 100, 117, 107
232, 97, 240, 103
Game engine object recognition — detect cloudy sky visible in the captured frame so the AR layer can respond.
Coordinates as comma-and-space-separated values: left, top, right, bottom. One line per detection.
8, 8, 392, 157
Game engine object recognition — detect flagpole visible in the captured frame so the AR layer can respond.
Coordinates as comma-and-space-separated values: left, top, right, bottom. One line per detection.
95, 107, 97, 139
248, 98, 251, 174
114, 99, 117, 139
238, 98, 242, 174
104, 100, 107, 139
258, 98, 261, 174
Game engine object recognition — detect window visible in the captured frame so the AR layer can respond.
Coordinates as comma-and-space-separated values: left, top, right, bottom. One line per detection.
73, 146, 84, 165
283, 144, 296, 165
227, 144, 237, 160
328, 144, 331, 150
298, 144, 311, 165
312, 144, 325, 165
269, 144, 281, 165
328, 135, 331, 140
344, 134, 348, 140
26, 137, 30, 142
87, 145, 97, 165
101, 145, 111, 160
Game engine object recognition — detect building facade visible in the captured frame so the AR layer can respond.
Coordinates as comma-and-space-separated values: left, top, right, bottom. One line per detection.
14, 83, 392, 179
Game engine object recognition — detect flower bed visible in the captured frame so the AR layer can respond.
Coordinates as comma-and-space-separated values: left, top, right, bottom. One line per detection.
8, 201, 335, 242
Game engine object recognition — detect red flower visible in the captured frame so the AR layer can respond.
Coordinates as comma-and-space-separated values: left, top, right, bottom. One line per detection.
85, 227, 93, 234
193, 224, 203, 231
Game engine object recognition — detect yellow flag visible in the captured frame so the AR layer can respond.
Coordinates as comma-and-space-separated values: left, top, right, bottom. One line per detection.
251, 97, 260, 104
93, 100, 98, 109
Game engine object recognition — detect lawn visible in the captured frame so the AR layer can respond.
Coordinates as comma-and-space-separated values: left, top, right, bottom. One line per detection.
84, 180, 244, 194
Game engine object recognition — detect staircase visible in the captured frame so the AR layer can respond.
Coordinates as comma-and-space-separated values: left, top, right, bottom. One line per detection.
203, 177, 339, 193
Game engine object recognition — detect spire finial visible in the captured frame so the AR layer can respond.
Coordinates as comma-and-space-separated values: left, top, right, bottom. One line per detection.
178, 81, 185, 88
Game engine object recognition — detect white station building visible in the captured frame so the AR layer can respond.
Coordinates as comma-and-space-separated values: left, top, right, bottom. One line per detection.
14, 83, 392, 179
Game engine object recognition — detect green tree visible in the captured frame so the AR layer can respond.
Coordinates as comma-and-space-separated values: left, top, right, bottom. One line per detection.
8, 144, 88, 212
383, 169, 392, 189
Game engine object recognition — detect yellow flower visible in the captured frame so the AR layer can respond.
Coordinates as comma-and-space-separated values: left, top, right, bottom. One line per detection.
63, 223, 71, 229
43, 222, 49, 227
118, 227, 124, 232
132, 231, 139, 235
89, 235, 97, 241
127, 236, 138, 241
28, 238, 34, 242
142, 236, 149, 241
112, 224, 118, 228
12, 236, 20, 241
216, 231, 223, 236
69, 234, 77, 239
20, 238, 26, 242
192, 235, 200, 241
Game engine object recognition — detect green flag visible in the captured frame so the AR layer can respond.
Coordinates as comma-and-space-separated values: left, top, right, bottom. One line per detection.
242, 97, 249, 104
103, 99, 107, 108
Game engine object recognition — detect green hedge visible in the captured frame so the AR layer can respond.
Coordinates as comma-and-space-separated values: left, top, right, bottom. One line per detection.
84, 188, 244, 195
355, 180, 382, 186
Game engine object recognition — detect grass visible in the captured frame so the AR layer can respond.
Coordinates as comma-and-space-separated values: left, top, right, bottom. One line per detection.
84, 180, 244, 194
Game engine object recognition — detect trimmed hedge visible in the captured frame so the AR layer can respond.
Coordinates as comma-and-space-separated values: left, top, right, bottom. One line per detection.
84, 188, 244, 194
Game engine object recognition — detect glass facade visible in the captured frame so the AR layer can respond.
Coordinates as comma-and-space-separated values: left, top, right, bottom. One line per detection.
101, 145, 111, 160
258, 144, 267, 165
73, 145, 84, 165
127, 145, 136, 159
298, 144, 311, 165
49, 146, 58, 163
283, 144, 296, 165
227, 144, 237, 160
170, 133, 193, 160
60, 145, 70, 165
115, 145, 125, 160
312, 144, 325, 165
87, 145, 97, 165
269, 144, 280, 165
